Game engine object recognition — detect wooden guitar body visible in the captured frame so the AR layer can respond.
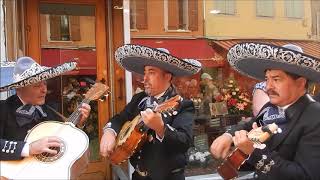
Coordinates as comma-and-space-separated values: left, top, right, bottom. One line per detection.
109, 115, 148, 165
0, 121, 89, 180
217, 148, 249, 179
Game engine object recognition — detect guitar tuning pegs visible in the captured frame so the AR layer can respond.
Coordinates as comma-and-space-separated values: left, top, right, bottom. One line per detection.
253, 143, 266, 149
163, 114, 168, 118
172, 111, 177, 115
168, 112, 172, 116
277, 128, 282, 134
99, 96, 107, 102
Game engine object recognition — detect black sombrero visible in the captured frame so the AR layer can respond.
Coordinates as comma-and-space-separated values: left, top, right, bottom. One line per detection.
115, 44, 202, 76
227, 42, 320, 82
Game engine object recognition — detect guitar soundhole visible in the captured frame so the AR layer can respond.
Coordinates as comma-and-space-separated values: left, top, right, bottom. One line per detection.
35, 140, 66, 163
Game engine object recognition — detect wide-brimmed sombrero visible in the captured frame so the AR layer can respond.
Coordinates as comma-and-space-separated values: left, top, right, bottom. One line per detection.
227, 42, 320, 82
0, 56, 77, 92
115, 44, 201, 76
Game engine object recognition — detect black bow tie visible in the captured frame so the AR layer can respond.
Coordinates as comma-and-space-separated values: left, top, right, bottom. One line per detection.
16, 104, 47, 127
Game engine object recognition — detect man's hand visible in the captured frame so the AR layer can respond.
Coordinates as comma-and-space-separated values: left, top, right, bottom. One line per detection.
29, 136, 62, 155
210, 133, 233, 159
140, 108, 165, 138
233, 130, 255, 155
100, 130, 116, 157
78, 103, 91, 127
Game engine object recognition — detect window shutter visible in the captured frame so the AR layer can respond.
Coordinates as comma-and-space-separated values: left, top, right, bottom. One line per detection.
285, 0, 303, 18
136, 0, 148, 29
188, 0, 198, 31
226, 0, 235, 15
70, 16, 81, 41
168, 0, 179, 30
49, 15, 61, 40
130, 0, 136, 29
256, 0, 273, 17
293, 0, 303, 18
215, 0, 226, 14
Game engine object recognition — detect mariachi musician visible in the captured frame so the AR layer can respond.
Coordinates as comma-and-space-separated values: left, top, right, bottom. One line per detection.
211, 43, 320, 180
100, 44, 202, 180
0, 56, 91, 160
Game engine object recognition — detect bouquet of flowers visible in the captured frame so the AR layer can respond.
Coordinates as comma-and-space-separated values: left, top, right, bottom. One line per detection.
215, 79, 252, 116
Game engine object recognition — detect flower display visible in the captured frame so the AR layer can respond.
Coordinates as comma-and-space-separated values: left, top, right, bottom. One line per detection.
215, 79, 252, 116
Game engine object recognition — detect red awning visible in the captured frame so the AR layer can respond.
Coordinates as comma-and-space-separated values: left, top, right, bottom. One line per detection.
131, 38, 224, 67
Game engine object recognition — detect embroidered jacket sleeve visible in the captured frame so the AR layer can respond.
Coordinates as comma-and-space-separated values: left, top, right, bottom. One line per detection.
159, 99, 194, 153
0, 139, 25, 160
0, 100, 25, 160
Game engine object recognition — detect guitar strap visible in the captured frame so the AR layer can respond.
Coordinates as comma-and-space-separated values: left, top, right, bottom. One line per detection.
45, 105, 68, 122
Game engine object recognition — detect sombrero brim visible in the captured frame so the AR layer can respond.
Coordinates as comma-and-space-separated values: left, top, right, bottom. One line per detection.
0, 61, 77, 92
227, 42, 320, 82
115, 44, 201, 76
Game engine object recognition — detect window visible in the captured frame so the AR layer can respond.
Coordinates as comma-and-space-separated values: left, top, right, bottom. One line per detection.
285, 0, 304, 18
49, 15, 81, 41
130, 0, 148, 30
214, 0, 236, 15
166, 0, 198, 31
256, 0, 274, 17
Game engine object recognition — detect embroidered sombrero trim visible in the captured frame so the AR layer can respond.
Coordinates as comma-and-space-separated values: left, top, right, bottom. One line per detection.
13, 63, 50, 82
0, 62, 76, 91
115, 44, 201, 74
227, 42, 320, 76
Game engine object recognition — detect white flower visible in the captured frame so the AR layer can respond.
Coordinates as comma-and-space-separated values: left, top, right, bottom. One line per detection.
189, 155, 195, 161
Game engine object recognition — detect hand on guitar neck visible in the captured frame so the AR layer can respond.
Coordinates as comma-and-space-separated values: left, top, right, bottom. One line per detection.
140, 108, 165, 138
210, 122, 260, 159
212, 123, 280, 180
232, 122, 259, 155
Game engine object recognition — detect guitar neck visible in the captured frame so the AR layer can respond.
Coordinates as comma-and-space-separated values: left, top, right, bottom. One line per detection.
67, 99, 90, 125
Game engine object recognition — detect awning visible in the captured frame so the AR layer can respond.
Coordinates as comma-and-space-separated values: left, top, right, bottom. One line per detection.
131, 38, 224, 67
211, 39, 320, 58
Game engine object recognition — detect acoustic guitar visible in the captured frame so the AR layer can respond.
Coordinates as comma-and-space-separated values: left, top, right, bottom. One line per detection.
0, 83, 108, 180
217, 123, 280, 180
109, 95, 182, 165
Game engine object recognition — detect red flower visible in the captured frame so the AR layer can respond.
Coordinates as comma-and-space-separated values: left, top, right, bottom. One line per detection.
228, 98, 237, 106
215, 94, 224, 102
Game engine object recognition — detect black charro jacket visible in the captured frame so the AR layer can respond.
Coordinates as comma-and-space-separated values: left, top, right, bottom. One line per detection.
228, 94, 320, 180
0, 95, 62, 160
109, 91, 194, 180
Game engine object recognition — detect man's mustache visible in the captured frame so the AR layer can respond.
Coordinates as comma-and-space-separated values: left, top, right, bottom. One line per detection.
267, 90, 279, 96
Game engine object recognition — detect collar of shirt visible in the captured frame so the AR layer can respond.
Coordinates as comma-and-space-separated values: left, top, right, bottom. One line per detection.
154, 91, 166, 100
17, 95, 27, 105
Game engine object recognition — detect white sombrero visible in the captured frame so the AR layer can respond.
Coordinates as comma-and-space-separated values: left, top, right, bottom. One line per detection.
115, 44, 202, 76
227, 42, 320, 82
0, 56, 77, 92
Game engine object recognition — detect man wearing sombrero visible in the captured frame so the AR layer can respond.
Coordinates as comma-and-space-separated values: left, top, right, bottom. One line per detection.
211, 43, 320, 179
0, 57, 91, 160
100, 44, 201, 180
